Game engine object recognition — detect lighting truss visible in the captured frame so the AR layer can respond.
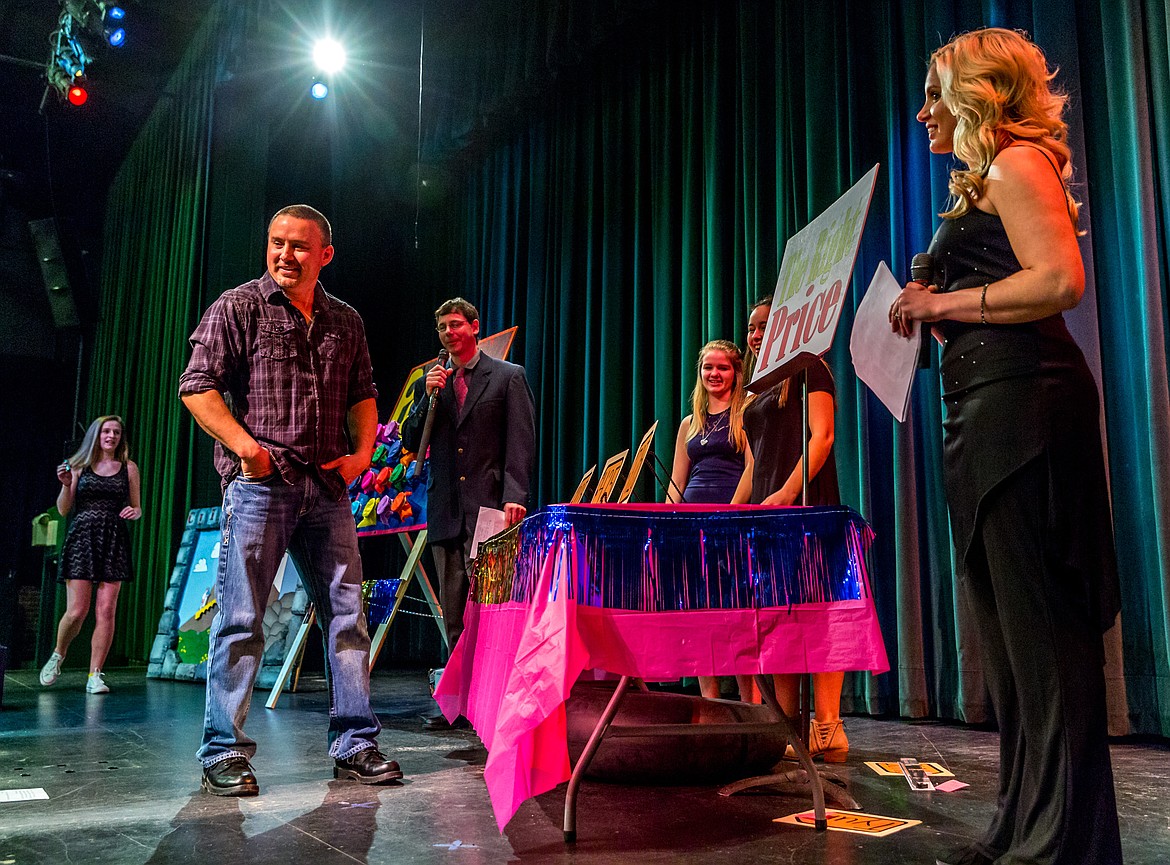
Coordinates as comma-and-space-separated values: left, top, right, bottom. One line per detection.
45, 1, 125, 100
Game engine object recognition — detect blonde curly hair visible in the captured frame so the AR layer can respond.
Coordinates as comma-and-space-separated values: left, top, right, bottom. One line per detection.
931, 28, 1079, 226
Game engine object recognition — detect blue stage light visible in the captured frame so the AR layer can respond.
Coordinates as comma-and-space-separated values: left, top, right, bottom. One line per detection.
103, 5, 126, 47
310, 81, 329, 100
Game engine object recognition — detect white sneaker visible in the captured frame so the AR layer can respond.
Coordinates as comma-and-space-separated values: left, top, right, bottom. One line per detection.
39, 652, 64, 687
86, 671, 110, 694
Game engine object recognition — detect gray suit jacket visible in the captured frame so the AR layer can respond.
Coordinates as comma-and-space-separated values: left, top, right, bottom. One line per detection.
401, 352, 536, 544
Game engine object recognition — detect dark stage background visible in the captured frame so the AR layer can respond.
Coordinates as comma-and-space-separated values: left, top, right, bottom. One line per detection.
2, 0, 1168, 737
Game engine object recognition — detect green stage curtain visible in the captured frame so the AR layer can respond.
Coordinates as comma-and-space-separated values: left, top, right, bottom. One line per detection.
88, 0, 1170, 733
1078, 0, 1170, 735
85, 3, 242, 663
424, 0, 1170, 734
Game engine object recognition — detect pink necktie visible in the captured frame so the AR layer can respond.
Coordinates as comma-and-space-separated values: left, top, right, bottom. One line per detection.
454, 367, 468, 413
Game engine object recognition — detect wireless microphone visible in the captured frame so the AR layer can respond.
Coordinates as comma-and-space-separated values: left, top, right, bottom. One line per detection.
911, 253, 935, 369
416, 349, 450, 459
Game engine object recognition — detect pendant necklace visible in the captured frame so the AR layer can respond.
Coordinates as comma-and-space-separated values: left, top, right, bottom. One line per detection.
700, 410, 729, 446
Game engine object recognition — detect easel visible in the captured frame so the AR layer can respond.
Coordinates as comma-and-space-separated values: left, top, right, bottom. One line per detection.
264, 326, 531, 709
265, 527, 446, 709
590, 450, 628, 503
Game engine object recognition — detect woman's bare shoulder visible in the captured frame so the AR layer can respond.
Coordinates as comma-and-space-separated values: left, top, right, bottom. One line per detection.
988, 143, 1059, 182
984, 144, 1065, 211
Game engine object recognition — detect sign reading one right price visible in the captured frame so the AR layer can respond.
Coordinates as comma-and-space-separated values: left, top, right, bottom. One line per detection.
749, 164, 879, 393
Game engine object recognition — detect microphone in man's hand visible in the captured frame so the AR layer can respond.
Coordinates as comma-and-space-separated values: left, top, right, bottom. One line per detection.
417, 349, 450, 461
427, 349, 451, 410
911, 253, 934, 369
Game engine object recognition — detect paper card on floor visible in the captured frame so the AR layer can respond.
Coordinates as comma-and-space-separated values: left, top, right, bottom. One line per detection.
775, 808, 921, 837
0, 788, 49, 803
865, 760, 954, 777
934, 779, 970, 792
469, 507, 508, 558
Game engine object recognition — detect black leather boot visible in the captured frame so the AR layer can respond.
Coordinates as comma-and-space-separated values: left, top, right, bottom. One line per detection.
201, 757, 260, 797
334, 747, 404, 784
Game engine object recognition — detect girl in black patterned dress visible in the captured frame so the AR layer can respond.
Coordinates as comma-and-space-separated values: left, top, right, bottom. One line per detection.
40, 415, 142, 694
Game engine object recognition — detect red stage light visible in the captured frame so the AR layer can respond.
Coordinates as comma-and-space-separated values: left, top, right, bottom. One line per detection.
67, 85, 88, 105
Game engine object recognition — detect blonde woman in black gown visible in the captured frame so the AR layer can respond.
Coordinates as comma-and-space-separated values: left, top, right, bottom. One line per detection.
40, 415, 141, 694
889, 28, 1122, 865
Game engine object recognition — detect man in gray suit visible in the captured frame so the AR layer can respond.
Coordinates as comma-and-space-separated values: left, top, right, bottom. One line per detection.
402, 298, 535, 725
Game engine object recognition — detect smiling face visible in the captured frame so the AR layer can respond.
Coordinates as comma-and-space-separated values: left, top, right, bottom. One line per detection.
99, 420, 123, 455
267, 215, 334, 295
746, 303, 769, 358
917, 64, 957, 154
436, 311, 480, 361
699, 349, 736, 402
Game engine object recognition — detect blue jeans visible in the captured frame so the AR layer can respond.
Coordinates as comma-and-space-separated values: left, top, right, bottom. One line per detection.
197, 473, 380, 767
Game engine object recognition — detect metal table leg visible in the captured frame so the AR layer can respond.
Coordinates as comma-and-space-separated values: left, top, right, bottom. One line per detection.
563, 675, 634, 843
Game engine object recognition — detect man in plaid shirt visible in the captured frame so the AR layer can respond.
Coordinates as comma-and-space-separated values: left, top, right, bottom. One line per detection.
179, 204, 401, 796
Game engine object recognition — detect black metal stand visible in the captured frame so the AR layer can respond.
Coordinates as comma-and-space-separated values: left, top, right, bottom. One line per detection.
37, 550, 60, 664
801, 366, 810, 505
648, 448, 686, 502
798, 365, 813, 745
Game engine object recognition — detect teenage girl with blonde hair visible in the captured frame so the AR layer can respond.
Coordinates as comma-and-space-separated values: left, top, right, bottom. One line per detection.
40, 415, 141, 694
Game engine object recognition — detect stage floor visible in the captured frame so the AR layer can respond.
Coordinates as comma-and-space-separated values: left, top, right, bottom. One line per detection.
0, 668, 1166, 864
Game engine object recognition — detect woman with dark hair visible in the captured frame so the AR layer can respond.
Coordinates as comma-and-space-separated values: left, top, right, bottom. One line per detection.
40, 415, 141, 694
889, 27, 1122, 865
733, 295, 846, 759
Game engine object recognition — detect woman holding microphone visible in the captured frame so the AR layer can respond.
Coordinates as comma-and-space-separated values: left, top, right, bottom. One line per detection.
889, 28, 1121, 865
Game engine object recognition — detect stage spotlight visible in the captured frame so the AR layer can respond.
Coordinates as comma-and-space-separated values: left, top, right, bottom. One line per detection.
67, 82, 88, 105
313, 38, 346, 74
103, 4, 125, 46
310, 80, 329, 100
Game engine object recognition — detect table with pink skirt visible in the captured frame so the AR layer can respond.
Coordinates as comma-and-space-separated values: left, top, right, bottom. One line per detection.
434, 503, 890, 836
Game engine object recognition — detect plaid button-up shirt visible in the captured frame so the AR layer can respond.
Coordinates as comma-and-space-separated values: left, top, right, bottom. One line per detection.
179, 272, 378, 499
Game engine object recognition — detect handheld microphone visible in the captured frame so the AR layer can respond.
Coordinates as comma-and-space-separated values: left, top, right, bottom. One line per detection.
416, 348, 450, 460
911, 253, 934, 369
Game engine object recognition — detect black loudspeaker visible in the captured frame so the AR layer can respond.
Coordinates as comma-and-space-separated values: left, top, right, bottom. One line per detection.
28, 218, 81, 329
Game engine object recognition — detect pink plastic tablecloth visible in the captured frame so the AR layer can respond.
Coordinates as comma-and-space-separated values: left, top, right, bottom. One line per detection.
435, 509, 889, 830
